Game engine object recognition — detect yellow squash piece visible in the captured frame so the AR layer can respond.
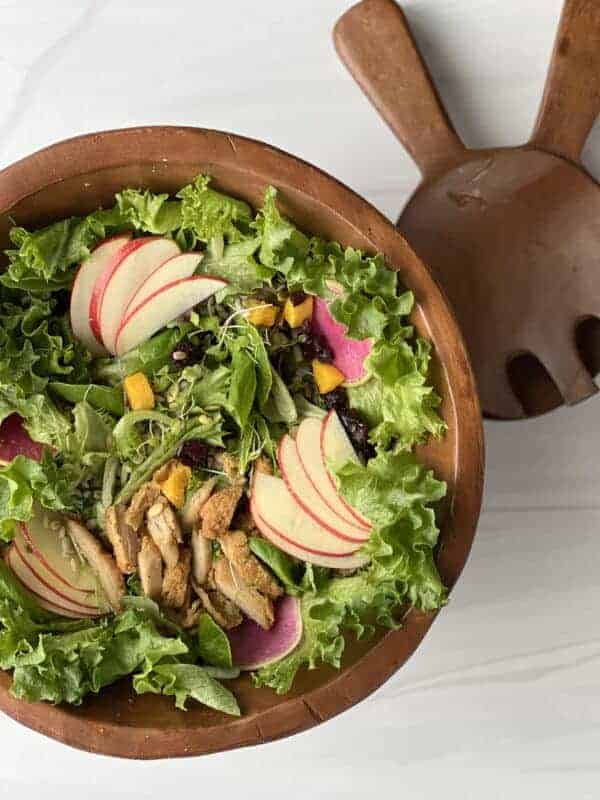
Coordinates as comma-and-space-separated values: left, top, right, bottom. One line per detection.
247, 304, 279, 327
312, 360, 345, 394
124, 372, 155, 410
158, 461, 192, 509
283, 295, 313, 328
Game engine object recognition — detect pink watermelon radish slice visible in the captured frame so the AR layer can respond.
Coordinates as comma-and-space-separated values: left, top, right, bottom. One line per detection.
227, 595, 302, 670
0, 415, 43, 464
312, 283, 372, 385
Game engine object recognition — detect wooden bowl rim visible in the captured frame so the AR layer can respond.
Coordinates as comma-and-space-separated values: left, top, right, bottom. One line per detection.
0, 126, 484, 758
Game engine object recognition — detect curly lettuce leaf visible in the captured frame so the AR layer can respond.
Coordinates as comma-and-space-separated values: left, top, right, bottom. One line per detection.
178, 175, 252, 243
255, 449, 447, 693
0, 454, 75, 540
1, 208, 124, 294
0, 570, 238, 712
115, 187, 182, 234
349, 336, 446, 450
200, 234, 269, 292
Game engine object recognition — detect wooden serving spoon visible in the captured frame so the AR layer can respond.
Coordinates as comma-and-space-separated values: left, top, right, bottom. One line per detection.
334, 0, 600, 418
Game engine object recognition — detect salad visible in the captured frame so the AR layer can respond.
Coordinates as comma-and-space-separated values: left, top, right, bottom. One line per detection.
0, 175, 447, 716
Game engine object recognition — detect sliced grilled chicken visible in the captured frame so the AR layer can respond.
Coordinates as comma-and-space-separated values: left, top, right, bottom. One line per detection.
146, 498, 181, 568
105, 505, 139, 574
65, 518, 125, 612
161, 547, 192, 609
125, 482, 160, 531
219, 530, 282, 599
191, 527, 213, 585
212, 558, 274, 630
138, 533, 163, 600
200, 482, 244, 539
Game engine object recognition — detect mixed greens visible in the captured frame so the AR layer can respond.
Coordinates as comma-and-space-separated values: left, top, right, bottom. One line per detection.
0, 175, 447, 713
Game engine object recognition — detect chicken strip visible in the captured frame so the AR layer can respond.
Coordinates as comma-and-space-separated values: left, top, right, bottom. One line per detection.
65, 518, 125, 612
161, 547, 192, 609
178, 598, 203, 630
214, 451, 241, 480
125, 482, 160, 531
105, 505, 139, 574
254, 455, 273, 475
219, 530, 282, 599
137, 533, 163, 600
194, 584, 243, 630
146, 498, 182, 568
182, 477, 216, 532
191, 527, 212, 585
212, 558, 274, 630
200, 482, 244, 539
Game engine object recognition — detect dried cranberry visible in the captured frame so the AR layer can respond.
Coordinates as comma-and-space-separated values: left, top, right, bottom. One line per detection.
322, 388, 347, 410
171, 341, 201, 367
178, 440, 210, 468
301, 333, 334, 363
337, 408, 375, 461
289, 291, 307, 306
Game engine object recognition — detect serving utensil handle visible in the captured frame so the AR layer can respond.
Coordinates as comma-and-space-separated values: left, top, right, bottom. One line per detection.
530, 0, 600, 162
333, 0, 465, 178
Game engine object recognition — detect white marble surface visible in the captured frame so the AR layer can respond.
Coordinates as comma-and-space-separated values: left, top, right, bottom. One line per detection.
1, 0, 599, 797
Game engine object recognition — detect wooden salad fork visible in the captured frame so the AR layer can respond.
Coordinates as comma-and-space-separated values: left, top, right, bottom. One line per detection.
335, 0, 600, 418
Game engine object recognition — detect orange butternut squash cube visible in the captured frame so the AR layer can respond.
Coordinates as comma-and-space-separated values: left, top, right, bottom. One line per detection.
123, 372, 155, 410
158, 462, 192, 509
247, 304, 278, 327
312, 360, 345, 394
283, 295, 313, 328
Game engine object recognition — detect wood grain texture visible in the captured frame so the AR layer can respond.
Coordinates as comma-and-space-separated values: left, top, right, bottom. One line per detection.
0, 1, 598, 795
336, 0, 600, 419
531, 0, 600, 162
0, 126, 483, 758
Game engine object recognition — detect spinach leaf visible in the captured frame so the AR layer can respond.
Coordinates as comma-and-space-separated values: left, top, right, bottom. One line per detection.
198, 613, 233, 669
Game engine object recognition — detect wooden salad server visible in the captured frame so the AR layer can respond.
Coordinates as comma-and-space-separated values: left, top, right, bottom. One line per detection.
335, 0, 600, 418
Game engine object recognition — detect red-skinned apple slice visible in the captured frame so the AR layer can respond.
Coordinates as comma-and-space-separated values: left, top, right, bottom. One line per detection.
7, 544, 101, 618
89, 236, 180, 353
115, 275, 227, 356
251, 472, 360, 557
250, 498, 370, 569
295, 416, 370, 530
123, 251, 203, 314
20, 512, 97, 597
13, 532, 101, 613
70, 234, 131, 356
278, 435, 369, 543
321, 410, 371, 528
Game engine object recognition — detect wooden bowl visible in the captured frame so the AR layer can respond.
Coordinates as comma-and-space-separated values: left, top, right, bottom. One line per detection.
0, 127, 484, 758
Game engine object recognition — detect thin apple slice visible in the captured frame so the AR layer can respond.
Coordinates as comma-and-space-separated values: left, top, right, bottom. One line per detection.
20, 511, 98, 597
251, 472, 360, 557
250, 498, 370, 569
7, 544, 101, 618
70, 234, 131, 356
321, 410, 371, 528
13, 532, 102, 613
278, 435, 369, 543
90, 236, 180, 353
296, 417, 370, 531
115, 275, 227, 356
123, 251, 203, 314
